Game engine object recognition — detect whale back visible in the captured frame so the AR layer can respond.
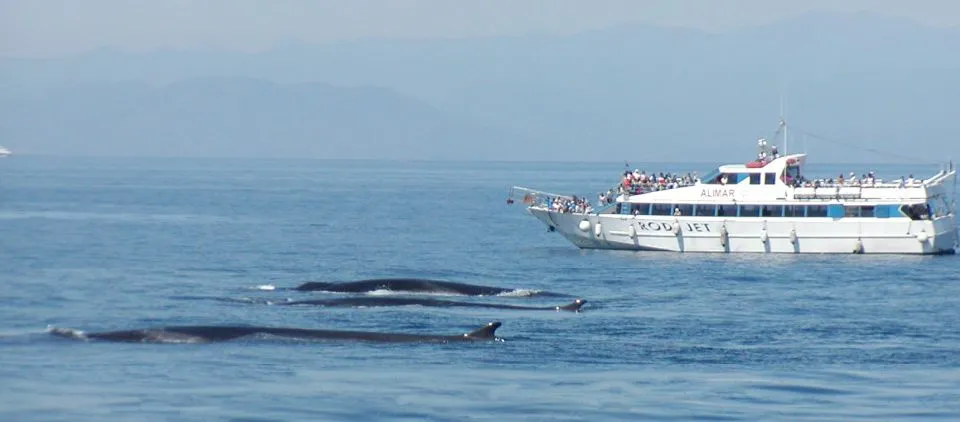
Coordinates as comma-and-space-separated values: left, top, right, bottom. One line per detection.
293, 281, 333, 291
293, 278, 514, 295
48, 322, 504, 343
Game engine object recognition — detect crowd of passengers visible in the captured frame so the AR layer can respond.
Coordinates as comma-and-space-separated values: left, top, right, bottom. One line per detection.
546, 195, 594, 214
619, 169, 700, 195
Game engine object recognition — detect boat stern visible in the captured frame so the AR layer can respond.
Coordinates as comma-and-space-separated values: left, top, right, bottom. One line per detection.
930, 163, 959, 253
930, 215, 959, 254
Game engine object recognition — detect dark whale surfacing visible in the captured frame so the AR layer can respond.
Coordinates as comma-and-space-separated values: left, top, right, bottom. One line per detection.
293, 278, 565, 297
47, 322, 502, 344
280, 297, 587, 312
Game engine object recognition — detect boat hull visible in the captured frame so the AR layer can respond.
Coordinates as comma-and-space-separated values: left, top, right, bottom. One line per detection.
529, 208, 958, 255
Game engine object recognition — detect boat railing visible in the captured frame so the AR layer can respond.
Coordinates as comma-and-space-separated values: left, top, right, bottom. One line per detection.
789, 173, 955, 201
508, 186, 573, 204
924, 168, 956, 187
507, 186, 597, 214
794, 180, 928, 190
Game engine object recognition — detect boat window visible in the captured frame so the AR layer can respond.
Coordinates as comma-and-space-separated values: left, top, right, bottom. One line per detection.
764, 173, 776, 185
787, 166, 801, 178
651, 204, 673, 216
784, 205, 805, 217
631, 203, 651, 215
739, 204, 761, 217
717, 204, 737, 217
702, 168, 721, 184
875, 205, 891, 218
710, 173, 738, 185
929, 199, 944, 218
806, 205, 828, 217
760, 205, 782, 217
899, 203, 930, 220
785, 165, 801, 186
843, 206, 877, 218
693, 204, 715, 217
674, 204, 694, 216
749, 173, 761, 185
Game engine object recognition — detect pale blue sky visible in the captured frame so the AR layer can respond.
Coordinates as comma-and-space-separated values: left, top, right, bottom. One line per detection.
1, 0, 958, 57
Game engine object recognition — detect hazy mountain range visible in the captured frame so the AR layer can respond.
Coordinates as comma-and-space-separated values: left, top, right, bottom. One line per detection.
1, 12, 958, 163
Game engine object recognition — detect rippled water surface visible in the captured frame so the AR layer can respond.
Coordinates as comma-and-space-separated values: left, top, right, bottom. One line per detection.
1, 157, 958, 421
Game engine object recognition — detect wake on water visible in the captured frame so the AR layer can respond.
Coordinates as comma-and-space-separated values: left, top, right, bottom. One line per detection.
47, 326, 211, 344
496, 289, 542, 297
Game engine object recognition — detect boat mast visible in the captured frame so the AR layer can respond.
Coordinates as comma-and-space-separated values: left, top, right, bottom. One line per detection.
780, 94, 787, 155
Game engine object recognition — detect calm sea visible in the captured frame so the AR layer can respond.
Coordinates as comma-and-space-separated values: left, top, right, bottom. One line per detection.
1, 156, 958, 421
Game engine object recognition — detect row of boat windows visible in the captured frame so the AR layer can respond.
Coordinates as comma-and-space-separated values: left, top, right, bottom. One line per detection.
706, 172, 784, 185
616, 203, 921, 219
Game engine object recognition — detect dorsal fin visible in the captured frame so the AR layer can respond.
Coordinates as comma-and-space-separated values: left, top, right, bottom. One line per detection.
556, 298, 587, 312
463, 321, 501, 339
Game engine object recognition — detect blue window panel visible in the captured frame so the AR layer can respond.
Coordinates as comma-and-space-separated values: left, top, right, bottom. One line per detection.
827, 204, 844, 218
874, 205, 890, 218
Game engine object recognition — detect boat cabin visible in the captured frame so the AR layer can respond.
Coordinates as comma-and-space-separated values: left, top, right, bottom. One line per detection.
700, 154, 805, 188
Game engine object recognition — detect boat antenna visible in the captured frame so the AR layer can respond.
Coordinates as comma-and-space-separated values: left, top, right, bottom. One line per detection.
779, 94, 787, 155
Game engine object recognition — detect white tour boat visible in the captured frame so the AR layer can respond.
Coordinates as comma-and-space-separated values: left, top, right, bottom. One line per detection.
509, 122, 958, 255
0, 146, 10, 157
